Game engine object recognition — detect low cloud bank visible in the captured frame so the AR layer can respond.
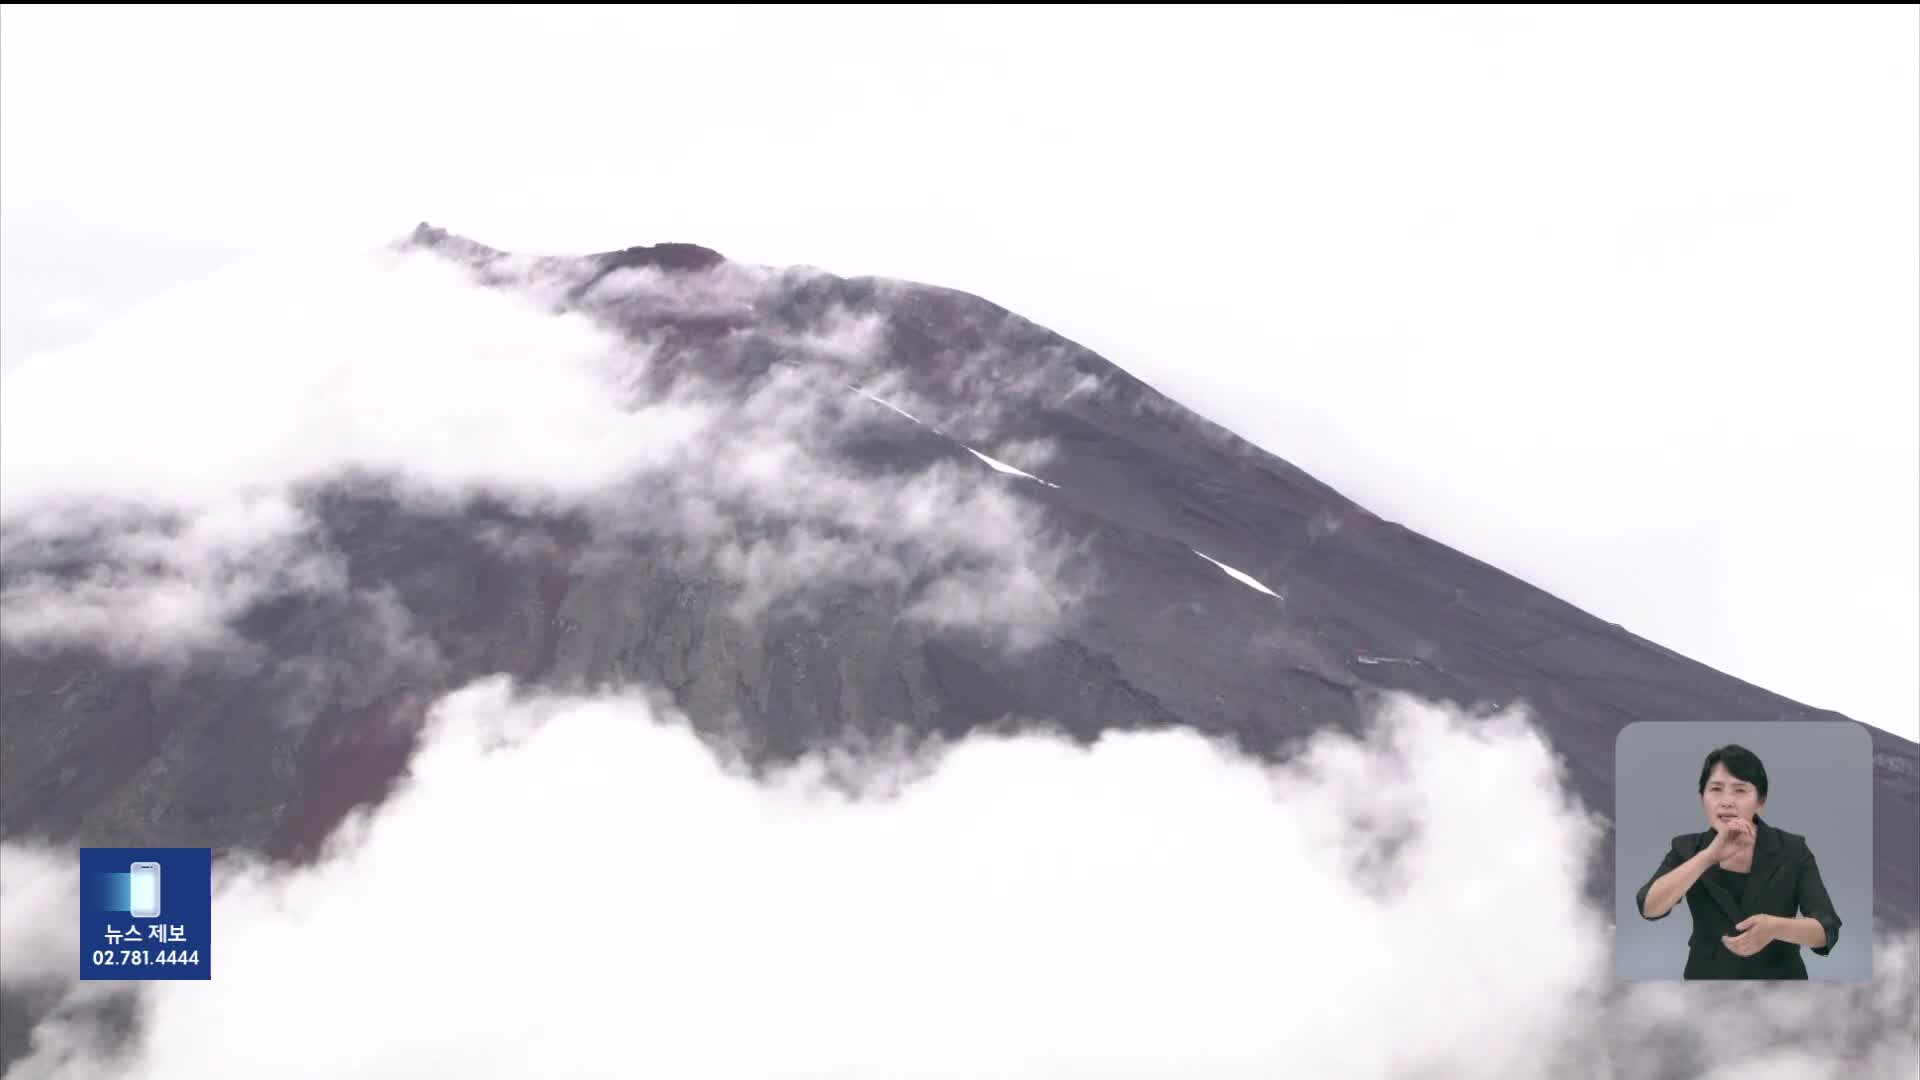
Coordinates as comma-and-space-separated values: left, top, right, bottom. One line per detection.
5, 684, 1908, 1078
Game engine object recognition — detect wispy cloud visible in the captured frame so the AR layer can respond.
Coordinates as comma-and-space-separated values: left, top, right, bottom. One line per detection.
0, 494, 344, 666
0, 243, 1094, 663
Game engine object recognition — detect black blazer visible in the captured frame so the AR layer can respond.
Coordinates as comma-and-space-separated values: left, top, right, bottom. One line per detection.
1634, 815, 1842, 979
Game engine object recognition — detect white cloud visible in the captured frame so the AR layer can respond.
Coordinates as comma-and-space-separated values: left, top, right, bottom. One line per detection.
987, 436, 1061, 470
0, 244, 1090, 661
0, 494, 345, 666
0, 246, 684, 519
780, 307, 891, 368
678, 446, 1088, 646
0, 245, 692, 662
0, 844, 79, 991
3, 682, 1910, 1078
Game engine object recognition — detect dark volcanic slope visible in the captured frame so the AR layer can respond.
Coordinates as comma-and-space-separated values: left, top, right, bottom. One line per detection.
4, 227, 1914, 962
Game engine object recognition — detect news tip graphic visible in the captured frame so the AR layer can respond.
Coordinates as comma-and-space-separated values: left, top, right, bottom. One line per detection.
80, 848, 212, 981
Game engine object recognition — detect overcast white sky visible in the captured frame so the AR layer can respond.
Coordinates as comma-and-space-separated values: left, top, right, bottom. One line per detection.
2, 5, 1915, 740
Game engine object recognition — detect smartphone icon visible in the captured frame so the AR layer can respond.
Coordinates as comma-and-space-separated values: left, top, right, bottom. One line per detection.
129, 862, 162, 919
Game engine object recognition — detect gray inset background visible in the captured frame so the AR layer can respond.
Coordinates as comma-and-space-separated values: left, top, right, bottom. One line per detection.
1614, 720, 1873, 981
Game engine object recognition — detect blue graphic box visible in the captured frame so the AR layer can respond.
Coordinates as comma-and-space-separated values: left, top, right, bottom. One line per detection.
79, 847, 212, 981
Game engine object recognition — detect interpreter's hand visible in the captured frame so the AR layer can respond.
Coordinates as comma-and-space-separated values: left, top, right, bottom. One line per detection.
1722, 914, 1779, 958
1725, 818, 1755, 850
1703, 820, 1732, 860
1705, 817, 1753, 862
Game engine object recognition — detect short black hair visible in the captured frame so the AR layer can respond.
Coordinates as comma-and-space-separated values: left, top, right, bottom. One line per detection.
1698, 744, 1769, 801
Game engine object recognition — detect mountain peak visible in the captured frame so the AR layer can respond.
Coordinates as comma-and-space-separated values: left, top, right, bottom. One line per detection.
405, 223, 725, 276
590, 240, 728, 274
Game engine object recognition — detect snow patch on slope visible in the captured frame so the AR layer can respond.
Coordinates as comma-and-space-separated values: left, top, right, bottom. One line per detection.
965, 446, 1060, 489
1192, 549, 1281, 599
855, 388, 922, 425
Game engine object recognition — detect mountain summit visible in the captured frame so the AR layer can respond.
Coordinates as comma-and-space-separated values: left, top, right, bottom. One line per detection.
2, 226, 1912, 1068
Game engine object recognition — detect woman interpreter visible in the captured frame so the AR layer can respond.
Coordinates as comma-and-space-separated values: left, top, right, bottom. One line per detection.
1635, 744, 1843, 980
